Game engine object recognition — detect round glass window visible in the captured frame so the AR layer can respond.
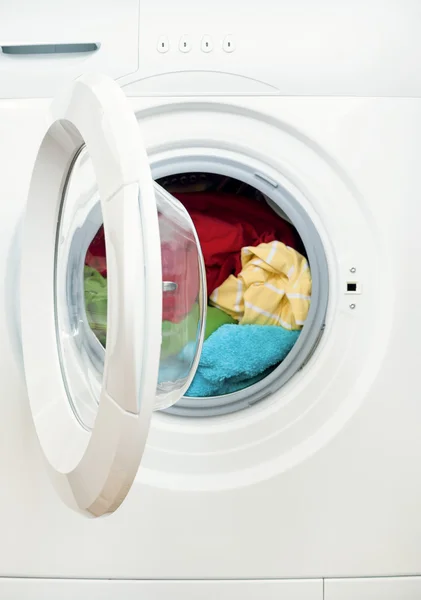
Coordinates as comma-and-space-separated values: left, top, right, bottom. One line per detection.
55, 149, 206, 430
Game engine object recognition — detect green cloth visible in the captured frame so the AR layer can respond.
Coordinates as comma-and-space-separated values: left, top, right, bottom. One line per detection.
83, 266, 236, 355
161, 304, 199, 359
205, 306, 236, 338
161, 306, 236, 359
84, 266, 107, 346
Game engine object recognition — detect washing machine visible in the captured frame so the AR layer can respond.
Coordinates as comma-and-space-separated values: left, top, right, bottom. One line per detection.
1, 0, 421, 598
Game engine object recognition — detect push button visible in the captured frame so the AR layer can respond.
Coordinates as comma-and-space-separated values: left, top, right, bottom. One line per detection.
222, 35, 235, 53
157, 36, 169, 53
179, 35, 191, 53
201, 35, 213, 52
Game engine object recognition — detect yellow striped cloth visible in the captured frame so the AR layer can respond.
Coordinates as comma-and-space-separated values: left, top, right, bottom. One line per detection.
209, 241, 312, 330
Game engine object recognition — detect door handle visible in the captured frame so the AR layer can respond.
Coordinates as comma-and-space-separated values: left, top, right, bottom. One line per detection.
162, 281, 177, 292
0, 42, 100, 55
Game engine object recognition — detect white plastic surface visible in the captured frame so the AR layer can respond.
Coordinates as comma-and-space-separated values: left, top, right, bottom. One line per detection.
179, 35, 191, 53
3, 94, 421, 581
157, 36, 170, 54
125, 0, 421, 97
2, 1, 421, 97
0, 0, 139, 98
201, 35, 213, 53
222, 35, 235, 53
325, 578, 421, 599
20, 74, 163, 516
0, 579, 323, 599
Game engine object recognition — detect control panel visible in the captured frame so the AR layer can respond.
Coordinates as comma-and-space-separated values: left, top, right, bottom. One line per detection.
156, 34, 235, 54
1, 0, 421, 98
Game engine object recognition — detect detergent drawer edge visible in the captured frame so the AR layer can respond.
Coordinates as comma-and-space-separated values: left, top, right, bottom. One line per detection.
0, 0, 139, 98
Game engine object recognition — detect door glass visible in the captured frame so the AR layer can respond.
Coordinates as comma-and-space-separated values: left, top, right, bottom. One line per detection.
55, 147, 104, 430
55, 147, 206, 430
154, 185, 206, 410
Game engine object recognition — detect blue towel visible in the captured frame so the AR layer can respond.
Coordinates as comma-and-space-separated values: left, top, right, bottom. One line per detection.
183, 324, 300, 397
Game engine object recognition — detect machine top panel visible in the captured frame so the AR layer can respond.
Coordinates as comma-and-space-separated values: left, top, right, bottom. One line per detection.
0, 0, 420, 98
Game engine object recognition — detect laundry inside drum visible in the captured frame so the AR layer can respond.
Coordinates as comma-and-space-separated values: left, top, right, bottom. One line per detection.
83, 171, 318, 415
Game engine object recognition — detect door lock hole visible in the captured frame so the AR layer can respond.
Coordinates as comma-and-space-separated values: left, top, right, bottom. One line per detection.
346, 282, 361, 294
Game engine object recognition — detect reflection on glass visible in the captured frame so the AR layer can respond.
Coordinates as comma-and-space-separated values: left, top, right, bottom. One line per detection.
55, 147, 104, 431
84, 265, 107, 347
155, 185, 206, 409
83, 185, 206, 411
57, 147, 205, 429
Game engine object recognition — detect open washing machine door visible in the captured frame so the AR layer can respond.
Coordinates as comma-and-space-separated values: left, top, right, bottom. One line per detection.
20, 73, 206, 517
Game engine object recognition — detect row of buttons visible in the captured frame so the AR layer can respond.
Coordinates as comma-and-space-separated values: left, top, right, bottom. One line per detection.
157, 35, 235, 54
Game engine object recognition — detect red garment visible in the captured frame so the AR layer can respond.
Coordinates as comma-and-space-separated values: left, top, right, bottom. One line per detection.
85, 192, 301, 322
174, 192, 301, 295
85, 226, 107, 277
160, 214, 200, 323
84, 221, 200, 324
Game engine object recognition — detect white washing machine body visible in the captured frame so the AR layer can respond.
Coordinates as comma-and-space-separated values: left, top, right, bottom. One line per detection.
1, 1, 421, 599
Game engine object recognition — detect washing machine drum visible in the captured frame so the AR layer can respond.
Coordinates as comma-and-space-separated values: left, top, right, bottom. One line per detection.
79, 171, 313, 415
